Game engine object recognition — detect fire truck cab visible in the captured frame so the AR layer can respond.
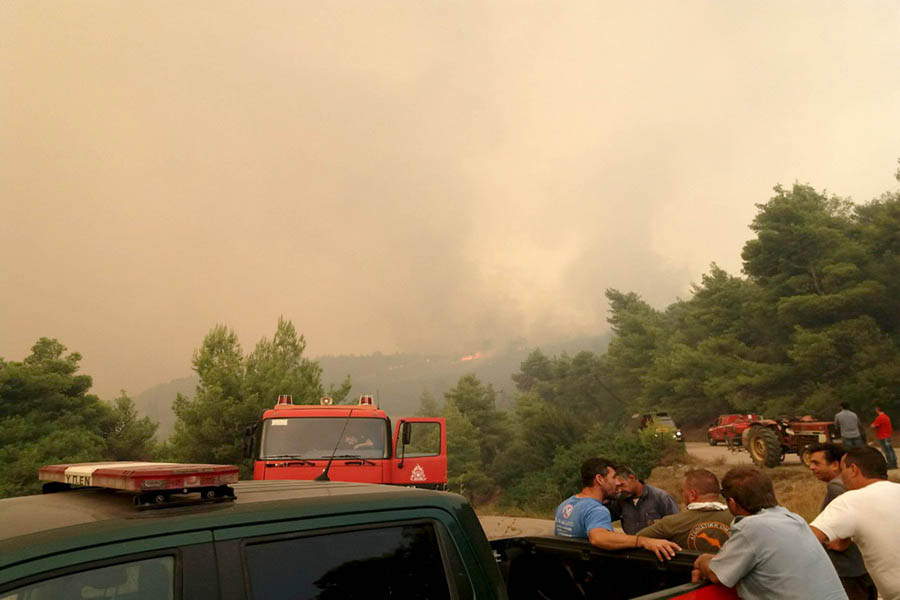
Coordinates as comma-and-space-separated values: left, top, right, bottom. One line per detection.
245, 395, 447, 488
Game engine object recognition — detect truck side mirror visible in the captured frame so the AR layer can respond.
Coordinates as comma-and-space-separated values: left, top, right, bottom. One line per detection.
243, 423, 259, 459
402, 422, 412, 446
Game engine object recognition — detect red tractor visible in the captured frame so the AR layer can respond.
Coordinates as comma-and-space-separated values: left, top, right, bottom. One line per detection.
708, 414, 838, 468
707, 414, 764, 446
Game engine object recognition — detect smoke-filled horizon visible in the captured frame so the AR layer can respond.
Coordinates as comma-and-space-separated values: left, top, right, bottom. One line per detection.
2, 1, 899, 398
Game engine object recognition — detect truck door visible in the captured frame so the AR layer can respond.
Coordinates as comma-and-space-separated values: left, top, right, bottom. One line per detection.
389, 418, 447, 488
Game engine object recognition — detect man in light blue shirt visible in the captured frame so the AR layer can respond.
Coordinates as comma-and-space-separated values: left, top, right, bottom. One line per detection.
554, 458, 681, 561
692, 466, 847, 600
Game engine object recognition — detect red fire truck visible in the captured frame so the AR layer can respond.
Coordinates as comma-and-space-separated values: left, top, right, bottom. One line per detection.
245, 394, 447, 488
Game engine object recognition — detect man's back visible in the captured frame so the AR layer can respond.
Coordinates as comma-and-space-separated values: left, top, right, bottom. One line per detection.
710, 506, 846, 600
811, 481, 900, 599
836, 409, 861, 439
554, 495, 612, 538
637, 506, 732, 552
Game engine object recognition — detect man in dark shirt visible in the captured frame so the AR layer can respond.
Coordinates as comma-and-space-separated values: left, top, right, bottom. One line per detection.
808, 444, 876, 600
609, 465, 679, 534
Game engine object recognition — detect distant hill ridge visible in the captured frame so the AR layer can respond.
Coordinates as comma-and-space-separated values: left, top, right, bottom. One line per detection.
131, 335, 610, 440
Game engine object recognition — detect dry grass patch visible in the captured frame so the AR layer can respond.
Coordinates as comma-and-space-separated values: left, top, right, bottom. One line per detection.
647, 460, 827, 522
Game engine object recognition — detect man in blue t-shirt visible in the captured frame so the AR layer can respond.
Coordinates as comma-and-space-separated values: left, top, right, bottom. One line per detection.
554, 458, 681, 561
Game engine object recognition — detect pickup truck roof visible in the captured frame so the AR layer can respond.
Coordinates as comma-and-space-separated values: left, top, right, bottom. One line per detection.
0, 480, 477, 571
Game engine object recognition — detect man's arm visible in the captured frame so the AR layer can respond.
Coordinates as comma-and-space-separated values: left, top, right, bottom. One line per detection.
692, 554, 722, 585
810, 525, 852, 552
588, 528, 681, 561
810, 493, 855, 552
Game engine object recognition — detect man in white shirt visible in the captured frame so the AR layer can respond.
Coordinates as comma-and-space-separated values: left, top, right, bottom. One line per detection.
811, 447, 900, 600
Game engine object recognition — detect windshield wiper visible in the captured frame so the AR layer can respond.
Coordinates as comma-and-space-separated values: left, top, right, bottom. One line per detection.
330, 454, 376, 466
264, 455, 315, 465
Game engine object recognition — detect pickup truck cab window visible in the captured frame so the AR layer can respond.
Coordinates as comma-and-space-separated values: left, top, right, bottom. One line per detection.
3, 556, 174, 600
244, 521, 470, 600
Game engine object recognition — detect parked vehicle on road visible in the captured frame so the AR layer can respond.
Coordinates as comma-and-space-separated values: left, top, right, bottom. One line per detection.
1, 463, 737, 600
631, 412, 685, 444
706, 414, 764, 446
707, 413, 837, 467
741, 417, 838, 468
244, 394, 447, 488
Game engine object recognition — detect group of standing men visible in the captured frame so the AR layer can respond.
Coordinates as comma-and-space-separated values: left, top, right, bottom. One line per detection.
555, 440, 900, 599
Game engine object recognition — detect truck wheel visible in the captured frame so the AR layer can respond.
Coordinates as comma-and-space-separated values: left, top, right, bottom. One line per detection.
708, 434, 718, 446
748, 427, 781, 468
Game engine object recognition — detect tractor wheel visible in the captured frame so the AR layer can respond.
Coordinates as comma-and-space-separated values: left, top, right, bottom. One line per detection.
708, 434, 718, 446
747, 427, 782, 468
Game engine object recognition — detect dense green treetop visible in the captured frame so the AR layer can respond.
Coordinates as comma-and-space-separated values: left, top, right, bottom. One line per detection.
0, 338, 158, 497
605, 171, 900, 425
168, 318, 351, 472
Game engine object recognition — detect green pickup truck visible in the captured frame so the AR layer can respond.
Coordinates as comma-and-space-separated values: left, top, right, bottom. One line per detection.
0, 480, 731, 599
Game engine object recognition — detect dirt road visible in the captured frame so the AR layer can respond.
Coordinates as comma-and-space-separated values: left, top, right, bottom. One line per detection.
684, 441, 803, 465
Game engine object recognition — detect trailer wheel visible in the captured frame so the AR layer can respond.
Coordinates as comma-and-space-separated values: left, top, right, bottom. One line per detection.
748, 427, 782, 468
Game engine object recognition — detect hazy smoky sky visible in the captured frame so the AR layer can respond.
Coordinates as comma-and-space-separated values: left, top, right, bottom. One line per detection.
2, 1, 899, 398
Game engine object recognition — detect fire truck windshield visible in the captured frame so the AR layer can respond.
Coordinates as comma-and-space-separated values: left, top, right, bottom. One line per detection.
260, 417, 388, 460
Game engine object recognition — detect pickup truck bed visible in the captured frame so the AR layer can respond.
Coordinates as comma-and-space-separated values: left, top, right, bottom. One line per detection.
492, 536, 736, 600
1, 476, 734, 600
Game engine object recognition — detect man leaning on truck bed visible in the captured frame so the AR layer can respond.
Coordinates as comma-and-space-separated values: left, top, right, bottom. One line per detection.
692, 466, 847, 600
554, 457, 681, 561
635, 468, 732, 553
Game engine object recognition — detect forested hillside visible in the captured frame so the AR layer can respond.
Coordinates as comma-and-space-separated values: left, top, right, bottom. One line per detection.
603, 177, 900, 427
3, 167, 899, 505
133, 335, 610, 439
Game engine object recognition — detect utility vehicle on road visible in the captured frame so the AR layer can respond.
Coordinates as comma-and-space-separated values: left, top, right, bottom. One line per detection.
245, 394, 447, 488
1, 463, 737, 600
